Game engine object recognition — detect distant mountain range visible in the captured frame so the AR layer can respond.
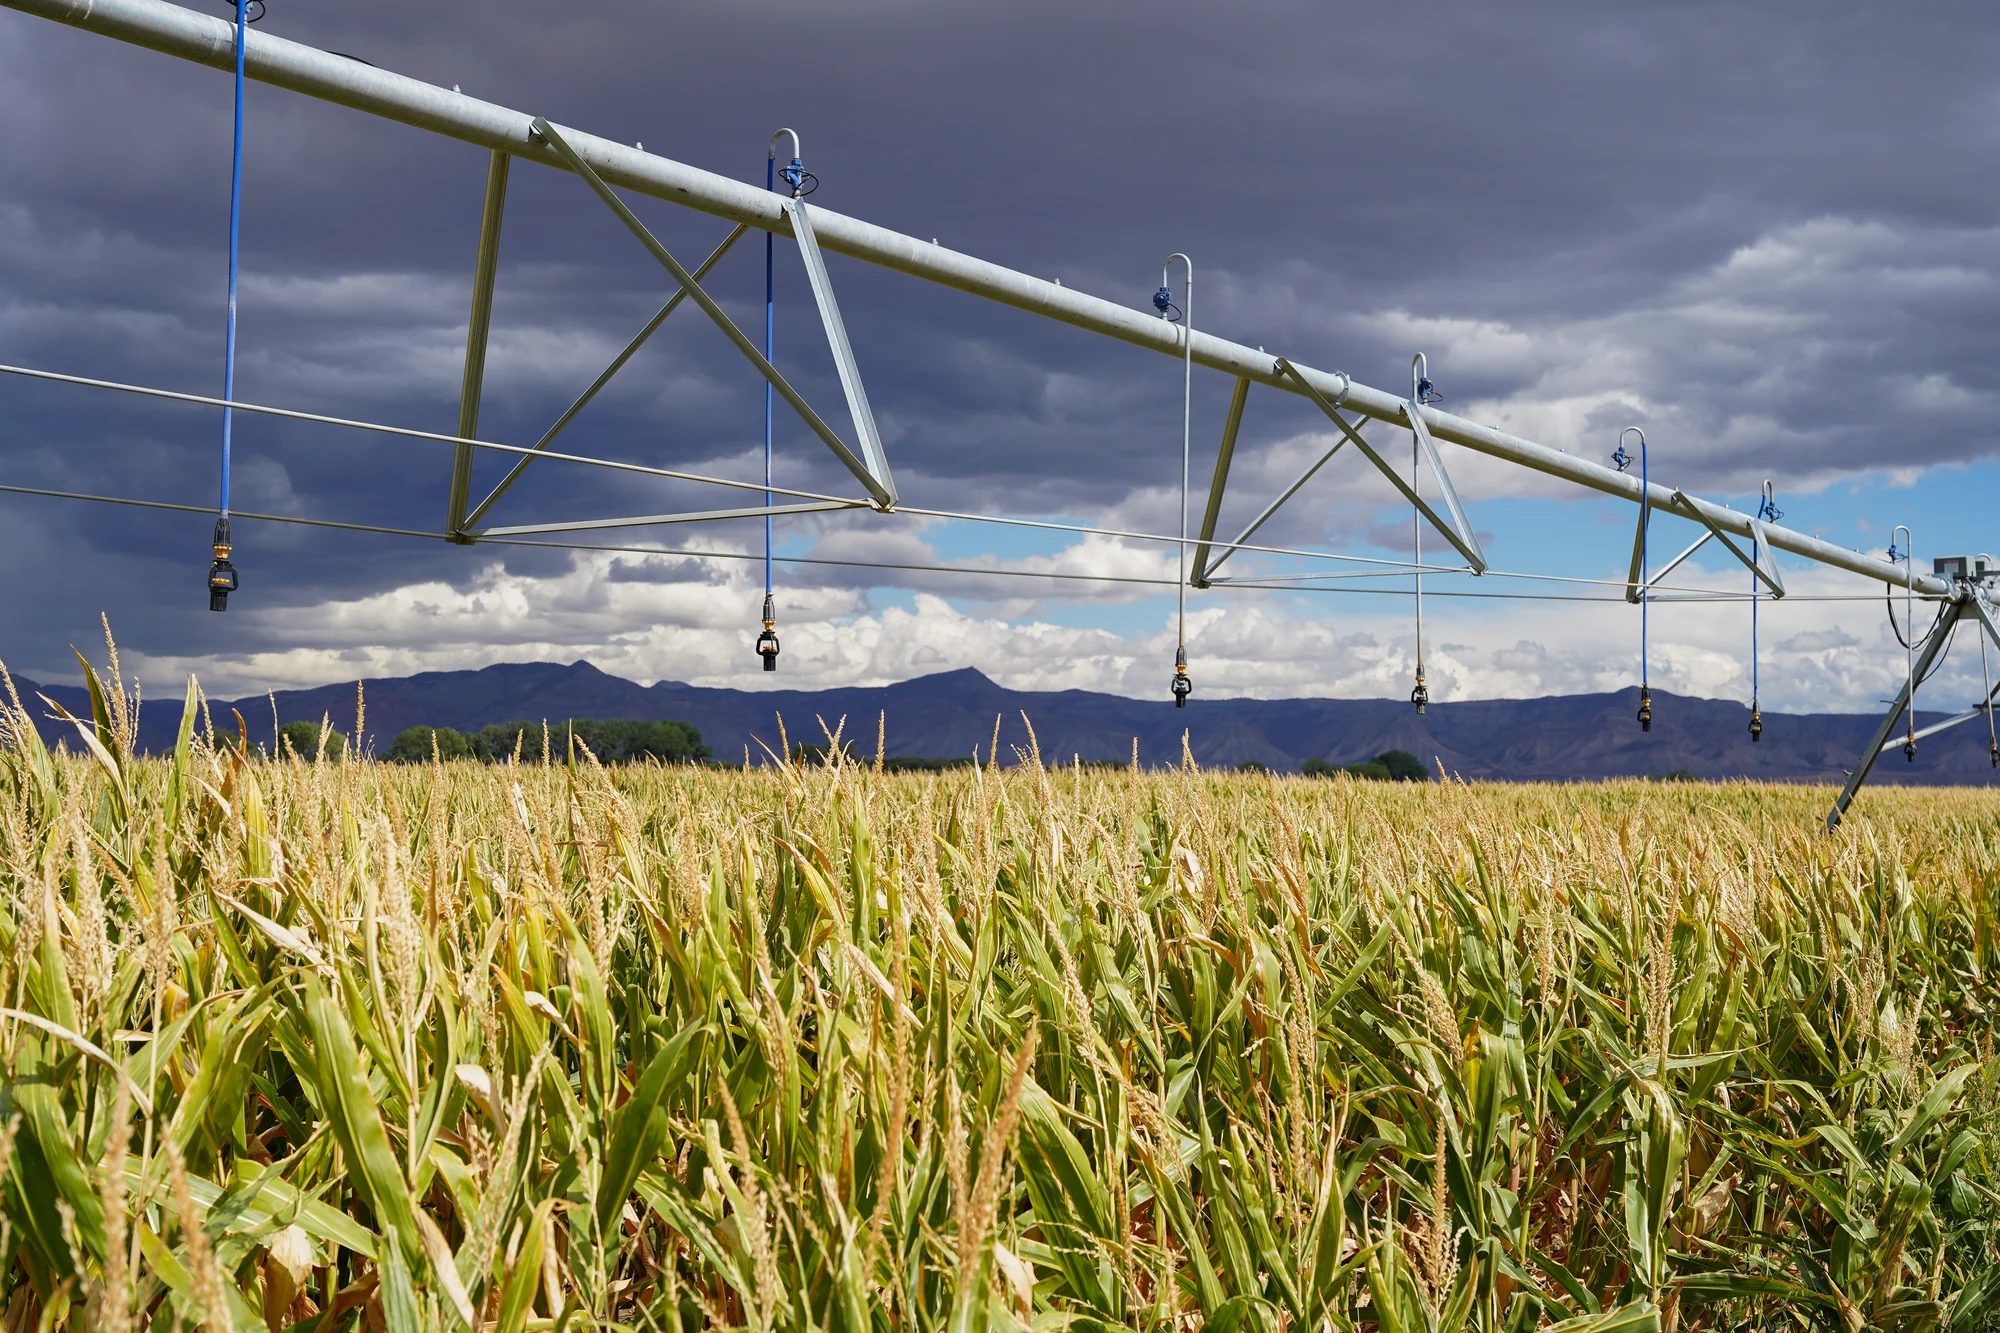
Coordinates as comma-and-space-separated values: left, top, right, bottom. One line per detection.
9, 659, 1998, 785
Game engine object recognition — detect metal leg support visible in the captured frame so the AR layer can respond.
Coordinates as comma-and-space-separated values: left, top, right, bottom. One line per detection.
1827, 598, 1967, 831
1189, 376, 1249, 587
446, 148, 509, 542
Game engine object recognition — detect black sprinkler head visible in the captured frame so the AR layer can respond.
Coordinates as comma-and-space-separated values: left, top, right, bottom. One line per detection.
1749, 708, 1762, 743
756, 594, 779, 670
1990, 740, 1998, 769
1171, 647, 1190, 707
1903, 737, 1917, 763
1411, 673, 1428, 715
207, 515, 237, 612
1637, 687, 1653, 733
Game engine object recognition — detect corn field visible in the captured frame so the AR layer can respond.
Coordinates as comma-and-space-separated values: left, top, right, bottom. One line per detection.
2, 651, 1999, 1333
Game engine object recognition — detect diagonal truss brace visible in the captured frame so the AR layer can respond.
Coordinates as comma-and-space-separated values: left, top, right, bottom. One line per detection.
1197, 379, 1381, 585
787, 199, 894, 500
462, 222, 749, 533
1626, 494, 1785, 603
1277, 359, 1487, 573
527, 117, 895, 510
1401, 394, 1483, 572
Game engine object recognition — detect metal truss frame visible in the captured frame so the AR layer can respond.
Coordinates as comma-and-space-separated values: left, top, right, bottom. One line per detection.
1191, 362, 1487, 586
1626, 492, 1786, 603
445, 116, 897, 545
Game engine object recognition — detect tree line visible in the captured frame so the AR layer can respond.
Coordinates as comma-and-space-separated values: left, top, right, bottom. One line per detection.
269, 718, 710, 764
1299, 748, 1429, 781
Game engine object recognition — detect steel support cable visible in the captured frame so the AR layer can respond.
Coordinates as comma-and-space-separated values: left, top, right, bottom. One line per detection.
6, 362, 1565, 573
1220, 582, 1892, 603
487, 532, 1880, 602
0, 482, 442, 538
894, 504, 1477, 570
1, 481, 1915, 607
0, 460, 1841, 603
7, 361, 1934, 600
0, 362, 862, 506
1210, 565, 1747, 595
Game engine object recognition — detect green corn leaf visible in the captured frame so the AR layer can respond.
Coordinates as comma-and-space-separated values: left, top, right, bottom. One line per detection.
596, 1018, 705, 1237
301, 973, 422, 1267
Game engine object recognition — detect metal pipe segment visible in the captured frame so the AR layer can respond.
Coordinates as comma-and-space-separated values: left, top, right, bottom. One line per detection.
3, 0, 1952, 596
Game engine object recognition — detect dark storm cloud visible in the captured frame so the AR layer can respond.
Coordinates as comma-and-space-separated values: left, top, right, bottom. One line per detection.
2, 0, 1998, 680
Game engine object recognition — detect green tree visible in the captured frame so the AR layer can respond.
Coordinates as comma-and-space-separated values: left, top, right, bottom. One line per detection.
468, 718, 710, 765
386, 725, 470, 762
1341, 760, 1392, 780
1301, 757, 1336, 779
277, 719, 345, 760
1235, 760, 1270, 774
1373, 749, 1429, 782
882, 756, 976, 773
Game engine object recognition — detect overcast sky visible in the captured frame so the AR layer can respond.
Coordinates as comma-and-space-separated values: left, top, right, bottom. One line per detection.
3, 0, 1998, 713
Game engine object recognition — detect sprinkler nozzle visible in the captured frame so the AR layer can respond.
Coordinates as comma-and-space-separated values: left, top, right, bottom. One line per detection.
1410, 669, 1428, 715
755, 593, 780, 672
1990, 739, 1997, 769
1637, 687, 1653, 732
1749, 706, 1762, 742
207, 515, 238, 612
1903, 736, 1917, 763
1171, 646, 1190, 708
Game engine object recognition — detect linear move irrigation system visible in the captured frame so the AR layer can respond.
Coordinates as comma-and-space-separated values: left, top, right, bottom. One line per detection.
4, 0, 1996, 827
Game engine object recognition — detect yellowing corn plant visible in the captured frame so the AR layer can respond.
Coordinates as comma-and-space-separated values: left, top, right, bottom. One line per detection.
2, 650, 1999, 1332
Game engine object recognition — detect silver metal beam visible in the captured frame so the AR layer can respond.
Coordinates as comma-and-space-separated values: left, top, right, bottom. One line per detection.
1190, 376, 1250, 587
0, 0, 1955, 596
446, 148, 508, 542
463, 223, 748, 531
476, 498, 862, 539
